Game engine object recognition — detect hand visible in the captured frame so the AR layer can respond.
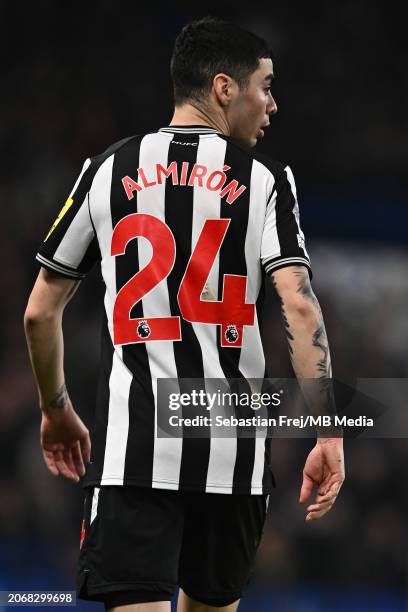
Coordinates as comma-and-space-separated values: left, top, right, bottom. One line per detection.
40, 401, 91, 483
299, 437, 345, 521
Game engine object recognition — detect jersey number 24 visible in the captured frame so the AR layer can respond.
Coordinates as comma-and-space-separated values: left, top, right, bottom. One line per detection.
111, 213, 255, 348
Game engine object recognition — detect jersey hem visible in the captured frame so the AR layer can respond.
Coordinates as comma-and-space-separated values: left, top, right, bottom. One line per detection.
77, 579, 175, 599
83, 475, 271, 495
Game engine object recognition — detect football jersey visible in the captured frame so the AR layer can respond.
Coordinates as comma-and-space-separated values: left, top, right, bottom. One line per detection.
36, 125, 311, 494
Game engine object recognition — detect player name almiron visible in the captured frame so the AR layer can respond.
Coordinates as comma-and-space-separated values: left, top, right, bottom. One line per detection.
168, 415, 374, 428
122, 163, 247, 205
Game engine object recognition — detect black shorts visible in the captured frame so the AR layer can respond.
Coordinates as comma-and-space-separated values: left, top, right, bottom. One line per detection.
77, 486, 268, 608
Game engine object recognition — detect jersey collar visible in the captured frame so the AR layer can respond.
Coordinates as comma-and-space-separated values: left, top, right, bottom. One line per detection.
159, 125, 221, 135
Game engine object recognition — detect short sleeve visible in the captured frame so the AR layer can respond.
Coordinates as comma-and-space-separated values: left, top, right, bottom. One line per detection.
36, 158, 100, 279
261, 165, 312, 279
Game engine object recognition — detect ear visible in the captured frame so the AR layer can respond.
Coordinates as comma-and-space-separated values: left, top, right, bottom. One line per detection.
212, 73, 235, 106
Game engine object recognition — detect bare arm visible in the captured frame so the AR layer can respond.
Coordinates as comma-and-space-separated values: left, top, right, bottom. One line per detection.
271, 265, 332, 378
24, 267, 90, 482
271, 265, 345, 521
24, 267, 80, 410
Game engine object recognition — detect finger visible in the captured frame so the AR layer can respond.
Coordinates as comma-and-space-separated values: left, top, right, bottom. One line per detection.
42, 449, 59, 477
306, 506, 332, 521
314, 489, 338, 505
306, 495, 337, 519
43, 442, 64, 452
318, 480, 343, 501
299, 473, 314, 503
63, 448, 80, 482
306, 481, 343, 517
54, 450, 78, 482
307, 499, 335, 513
54, 450, 75, 480
80, 433, 91, 464
309, 496, 335, 512
316, 488, 336, 501
71, 441, 86, 477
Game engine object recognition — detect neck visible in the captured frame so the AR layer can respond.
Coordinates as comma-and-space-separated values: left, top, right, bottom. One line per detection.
170, 102, 231, 136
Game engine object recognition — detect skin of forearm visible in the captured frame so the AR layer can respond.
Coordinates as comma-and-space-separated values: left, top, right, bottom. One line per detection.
271, 268, 339, 432
282, 298, 332, 379
24, 313, 68, 412
271, 267, 332, 380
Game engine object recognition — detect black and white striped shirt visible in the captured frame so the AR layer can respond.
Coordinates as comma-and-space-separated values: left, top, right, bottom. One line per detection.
36, 125, 311, 495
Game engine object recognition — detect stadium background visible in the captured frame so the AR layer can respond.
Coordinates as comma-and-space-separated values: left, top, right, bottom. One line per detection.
1, 1, 407, 610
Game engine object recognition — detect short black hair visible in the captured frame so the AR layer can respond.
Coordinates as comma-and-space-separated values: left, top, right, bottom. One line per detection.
171, 17, 272, 106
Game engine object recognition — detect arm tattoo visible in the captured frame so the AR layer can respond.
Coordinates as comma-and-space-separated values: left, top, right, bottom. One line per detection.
313, 324, 332, 378
295, 268, 332, 378
48, 383, 69, 410
271, 268, 337, 432
270, 272, 294, 354
293, 267, 320, 308
271, 267, 332, 378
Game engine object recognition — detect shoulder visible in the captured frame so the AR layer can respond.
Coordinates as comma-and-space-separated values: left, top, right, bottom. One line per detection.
77, 134, 143, 189
90, 134, 141, 168
217, 134, 287, 180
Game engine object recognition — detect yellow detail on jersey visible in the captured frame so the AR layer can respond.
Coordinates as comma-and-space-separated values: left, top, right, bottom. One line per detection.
44, 197, 74, 241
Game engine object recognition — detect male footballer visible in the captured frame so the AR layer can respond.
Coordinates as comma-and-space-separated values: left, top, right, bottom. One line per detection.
24, 17, 345, 612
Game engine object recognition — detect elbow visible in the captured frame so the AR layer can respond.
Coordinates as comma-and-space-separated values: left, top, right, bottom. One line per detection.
23, 303, 60, 330
282, 294, 318, 319
24, 307, 42, 330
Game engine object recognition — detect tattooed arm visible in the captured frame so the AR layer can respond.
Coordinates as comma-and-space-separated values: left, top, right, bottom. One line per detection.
24, 267, 90, 482
271, 265, 332, 380
271, 265, 339, 424
270, 265, 345, 521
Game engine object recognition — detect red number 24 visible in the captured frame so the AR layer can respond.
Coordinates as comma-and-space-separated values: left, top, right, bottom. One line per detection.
111, 213, 254, 348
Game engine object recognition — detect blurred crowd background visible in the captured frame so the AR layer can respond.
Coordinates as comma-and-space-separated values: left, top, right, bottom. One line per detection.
1, 1, 407, 610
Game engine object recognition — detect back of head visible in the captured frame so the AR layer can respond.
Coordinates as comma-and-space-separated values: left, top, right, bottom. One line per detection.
171, 17, 272, 106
